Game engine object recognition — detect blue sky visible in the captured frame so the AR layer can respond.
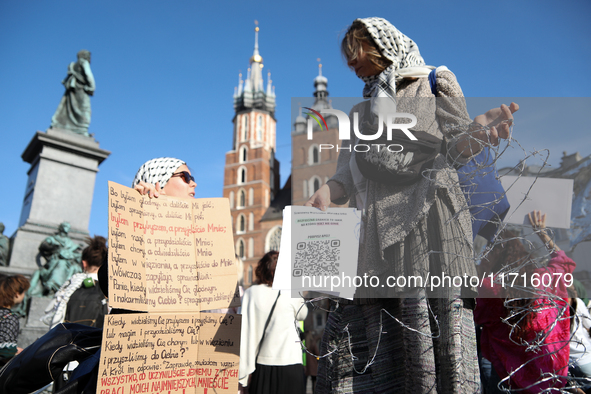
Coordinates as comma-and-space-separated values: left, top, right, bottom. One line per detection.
1, 0, 590, 239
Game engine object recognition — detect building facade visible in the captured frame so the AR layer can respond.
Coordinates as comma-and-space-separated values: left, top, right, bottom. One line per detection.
225, 30, 344, 291
291, 64, 342, 206
224, 26, 282, 286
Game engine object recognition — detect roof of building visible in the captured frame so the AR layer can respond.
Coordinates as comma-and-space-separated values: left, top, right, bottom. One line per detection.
260, 175, 292, 222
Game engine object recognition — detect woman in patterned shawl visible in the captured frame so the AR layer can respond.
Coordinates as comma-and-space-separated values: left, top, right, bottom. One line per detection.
306, 17, 517, 393
0, 275, 29, 366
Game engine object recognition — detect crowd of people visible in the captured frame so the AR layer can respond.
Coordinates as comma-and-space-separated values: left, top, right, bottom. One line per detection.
0, 15, 588, 394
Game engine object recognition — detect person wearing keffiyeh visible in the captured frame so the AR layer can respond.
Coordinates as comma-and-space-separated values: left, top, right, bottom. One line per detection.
306, 17, 517, 394
0, 275, 29, 366
132, 157, 196, 199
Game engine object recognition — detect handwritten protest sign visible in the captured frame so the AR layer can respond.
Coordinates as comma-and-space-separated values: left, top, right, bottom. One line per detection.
100, 182, 241, 393
107, 181, 240, 312
98, 312, 241, 394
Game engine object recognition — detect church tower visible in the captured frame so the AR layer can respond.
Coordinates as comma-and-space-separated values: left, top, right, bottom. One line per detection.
224, 23, 280, 285
291, 62, 342, 206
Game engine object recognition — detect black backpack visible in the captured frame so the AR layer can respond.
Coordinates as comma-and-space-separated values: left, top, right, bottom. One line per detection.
64, 282, 108, 328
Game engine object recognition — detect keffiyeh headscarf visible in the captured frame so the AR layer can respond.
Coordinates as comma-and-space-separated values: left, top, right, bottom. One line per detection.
355, 17, 434, 99
132, 157, 185, 188
347, 18, 434, 220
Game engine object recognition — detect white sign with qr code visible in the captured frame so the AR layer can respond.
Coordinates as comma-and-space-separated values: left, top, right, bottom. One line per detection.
273, 206, 361, 299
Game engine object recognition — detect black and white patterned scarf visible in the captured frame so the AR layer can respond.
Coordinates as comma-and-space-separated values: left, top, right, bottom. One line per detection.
132, 157, 185, 188
356, 17, 433, 100
349, 18, 434, 219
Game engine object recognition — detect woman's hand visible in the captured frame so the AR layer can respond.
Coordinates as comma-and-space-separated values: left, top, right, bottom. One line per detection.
528, 209, 547, 231
304, 184, 332, 211
528, 210, 560, 252
134, 181, 162, 198
457, 102, 519, 157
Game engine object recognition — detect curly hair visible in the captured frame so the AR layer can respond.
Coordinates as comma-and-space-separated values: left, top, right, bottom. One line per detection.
0, 275, 30, 308
341, 21, 392, 74
254, 251, 279, 286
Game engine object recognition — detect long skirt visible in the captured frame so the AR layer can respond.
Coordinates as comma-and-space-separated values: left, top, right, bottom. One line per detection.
249, 363, 306, 394
315, 193, 480, 393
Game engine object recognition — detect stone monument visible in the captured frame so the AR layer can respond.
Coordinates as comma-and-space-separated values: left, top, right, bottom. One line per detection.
28, 222, 83, 297
1, 51, 110, 347
0, 223, 8, 267
50, 49, 95, 136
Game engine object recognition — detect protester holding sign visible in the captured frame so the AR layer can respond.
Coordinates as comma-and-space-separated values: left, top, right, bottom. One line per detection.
133, 156, 197, 199
475, 211, 574, 393
305, 17, 517, 393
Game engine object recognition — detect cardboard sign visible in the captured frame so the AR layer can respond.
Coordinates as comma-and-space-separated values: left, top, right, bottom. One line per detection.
101, 182, 241, 393
97, 312, 241, 394
107, 181, 240, 311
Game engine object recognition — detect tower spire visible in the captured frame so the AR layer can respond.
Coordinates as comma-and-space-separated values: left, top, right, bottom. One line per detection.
253, 20, 260, 59
312, 58, 329, 110
233, 21, 275, 114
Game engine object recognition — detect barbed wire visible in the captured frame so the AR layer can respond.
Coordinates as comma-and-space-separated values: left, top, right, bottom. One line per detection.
289, 120, 589, 392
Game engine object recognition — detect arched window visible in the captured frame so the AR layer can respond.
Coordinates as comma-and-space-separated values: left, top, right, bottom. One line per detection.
309, 176, 322, 197
247, 265, 253, 284
237, 214, 246, 233
242, 115, 249, 141
265, 226, 282, 253
314, 178, 320, 193
248, 188, 254, 206
238, 167, 246, 184
249, 212, 254, 231
238, 239, 245, 258
248, 238, 254, 258
239, 190, 246, 208
240, 146, 248, 163
308, 144, 320, 165
257, 115, 263, 141
229, 191, 234, 209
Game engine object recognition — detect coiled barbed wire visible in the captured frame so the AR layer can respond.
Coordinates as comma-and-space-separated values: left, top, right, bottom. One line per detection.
289, 121, 588, 393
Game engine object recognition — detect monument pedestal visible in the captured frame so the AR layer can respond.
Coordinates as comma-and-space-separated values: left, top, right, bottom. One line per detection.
18, 296, 51, 348
3, 128, 109, 347
7, 128, 110, 273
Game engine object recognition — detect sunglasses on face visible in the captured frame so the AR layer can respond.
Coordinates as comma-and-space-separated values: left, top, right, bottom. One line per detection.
170, 171, 195, 184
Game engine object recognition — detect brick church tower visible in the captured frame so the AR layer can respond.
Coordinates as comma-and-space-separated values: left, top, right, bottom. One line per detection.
224, 24, 282, 285
291, 63, 342, 206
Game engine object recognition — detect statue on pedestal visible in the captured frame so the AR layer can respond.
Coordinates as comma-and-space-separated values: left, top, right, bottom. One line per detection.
0, 222, 9, 266
50, 50, 95, 136
28, 222, 83, 297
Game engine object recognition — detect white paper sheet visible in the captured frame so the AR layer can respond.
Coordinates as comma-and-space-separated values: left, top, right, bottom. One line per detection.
500, 175, 573, 229
273, 206, 361, 299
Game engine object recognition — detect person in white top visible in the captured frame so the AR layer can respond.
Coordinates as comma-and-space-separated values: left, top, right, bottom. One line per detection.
569, 286, 591, 391
239, 251, 308, 394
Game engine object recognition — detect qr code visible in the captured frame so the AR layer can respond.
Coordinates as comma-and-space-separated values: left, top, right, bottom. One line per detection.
293, 240, 340, 277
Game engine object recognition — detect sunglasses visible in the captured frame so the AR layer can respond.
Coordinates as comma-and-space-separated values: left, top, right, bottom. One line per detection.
170, 171, 195, 184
